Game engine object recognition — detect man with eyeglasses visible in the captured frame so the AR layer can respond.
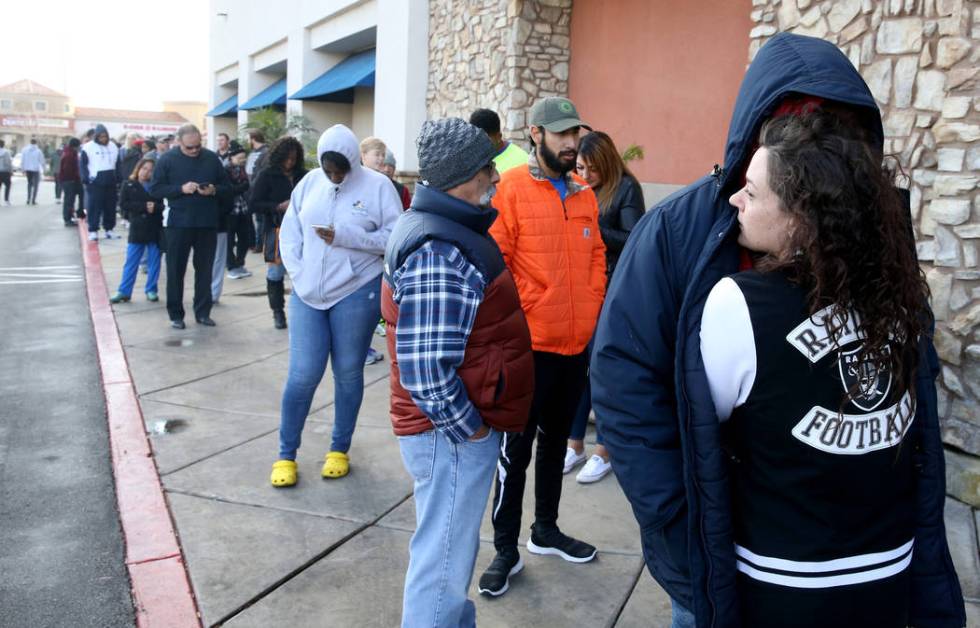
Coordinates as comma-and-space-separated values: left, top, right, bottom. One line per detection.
479, 96, 606, 597
150, 124, 230, 329
383, 117, 533, 625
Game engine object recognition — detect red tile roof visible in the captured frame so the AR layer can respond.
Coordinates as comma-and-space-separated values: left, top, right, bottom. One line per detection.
73, 107, 188, 123
0, 79, 67, 97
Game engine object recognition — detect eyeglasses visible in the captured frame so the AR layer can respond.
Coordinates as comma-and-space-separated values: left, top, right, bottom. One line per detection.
183, 144, 202, 151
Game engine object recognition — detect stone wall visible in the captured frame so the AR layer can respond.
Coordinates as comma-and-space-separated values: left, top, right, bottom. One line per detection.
750, 0, 980, 507
426, 0, 573, 145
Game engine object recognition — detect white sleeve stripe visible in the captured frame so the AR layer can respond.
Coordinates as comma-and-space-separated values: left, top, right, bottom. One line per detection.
700, 277, 756, 422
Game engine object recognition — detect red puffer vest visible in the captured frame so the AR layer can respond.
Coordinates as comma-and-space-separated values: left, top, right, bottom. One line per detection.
381, 185, 534, 437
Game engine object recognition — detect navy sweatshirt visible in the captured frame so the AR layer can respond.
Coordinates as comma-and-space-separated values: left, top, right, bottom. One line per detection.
149, 148, 230, 229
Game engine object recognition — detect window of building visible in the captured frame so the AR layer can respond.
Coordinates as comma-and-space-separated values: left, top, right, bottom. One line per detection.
34, 101, 47, 112
64, 104, 70, 113
0, 99, 10, 110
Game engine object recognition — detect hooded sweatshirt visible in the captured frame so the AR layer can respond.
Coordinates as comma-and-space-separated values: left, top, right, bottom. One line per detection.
279, 124, 402, 310
80, 125, 119, 185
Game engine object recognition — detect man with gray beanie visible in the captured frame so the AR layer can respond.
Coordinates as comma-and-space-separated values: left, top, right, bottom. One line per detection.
381, 117, 534, 626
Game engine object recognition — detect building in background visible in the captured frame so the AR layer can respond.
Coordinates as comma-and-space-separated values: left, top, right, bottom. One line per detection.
72, 107, 188, 141
207, 0, 426, 170
164, 101, 209, 137
0, 79, 73, 153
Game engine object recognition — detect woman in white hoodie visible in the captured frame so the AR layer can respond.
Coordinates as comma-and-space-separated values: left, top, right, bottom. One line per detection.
271, 125, 402, 486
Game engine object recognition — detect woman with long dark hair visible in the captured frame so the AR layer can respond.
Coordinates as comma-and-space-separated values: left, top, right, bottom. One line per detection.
249, 136, 307, 329
699, 112, 943, 627
110, 158, 164, 304
564, 131, 645, 483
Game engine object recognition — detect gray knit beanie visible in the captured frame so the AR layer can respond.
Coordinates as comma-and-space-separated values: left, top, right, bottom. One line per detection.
416, 118, 496, 191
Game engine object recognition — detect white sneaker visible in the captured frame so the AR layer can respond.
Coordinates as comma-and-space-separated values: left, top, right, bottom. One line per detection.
239, 268, 252, 278
88, 232, 98, 241
226, 268, 243, 279
563, 447, 587, 474
576, 455, 612, 484
364, 348, 384, 365
375, 322, 386, 337
104, 230, 116, 239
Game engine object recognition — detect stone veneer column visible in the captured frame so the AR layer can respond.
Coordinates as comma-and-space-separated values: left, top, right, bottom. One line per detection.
426, 0, 573, 146
749, 0, 979, 509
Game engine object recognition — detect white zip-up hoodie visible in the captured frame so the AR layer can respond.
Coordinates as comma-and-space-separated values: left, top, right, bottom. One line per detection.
279, 124, 402, 310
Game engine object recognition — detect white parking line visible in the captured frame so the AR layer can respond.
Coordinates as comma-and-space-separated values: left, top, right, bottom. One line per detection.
0, 278, 83, 285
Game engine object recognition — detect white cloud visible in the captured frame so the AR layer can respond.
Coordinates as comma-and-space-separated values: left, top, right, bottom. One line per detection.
1, 0, 208, 110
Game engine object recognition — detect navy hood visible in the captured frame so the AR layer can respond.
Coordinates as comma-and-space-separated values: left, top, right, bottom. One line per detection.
94, 124, 110, 143
721, 33, 883, 191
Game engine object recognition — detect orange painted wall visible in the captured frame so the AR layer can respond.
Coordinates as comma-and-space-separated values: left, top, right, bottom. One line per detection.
568, 0, 752, 184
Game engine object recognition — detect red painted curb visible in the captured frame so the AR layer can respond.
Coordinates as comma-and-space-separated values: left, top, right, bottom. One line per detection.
78, 222, 202, 627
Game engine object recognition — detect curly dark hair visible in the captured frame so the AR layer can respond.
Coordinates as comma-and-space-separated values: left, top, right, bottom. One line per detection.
757, 112, 930, 413
266, 136, 305, 172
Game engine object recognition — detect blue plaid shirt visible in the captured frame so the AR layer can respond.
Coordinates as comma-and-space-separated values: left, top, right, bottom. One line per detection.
390, 240, 486, 443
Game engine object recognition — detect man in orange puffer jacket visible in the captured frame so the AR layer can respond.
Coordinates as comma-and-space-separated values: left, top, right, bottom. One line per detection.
478, 97, 607, 598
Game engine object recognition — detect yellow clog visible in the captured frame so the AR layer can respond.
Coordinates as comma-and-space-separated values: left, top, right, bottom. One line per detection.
270, 460, 297, 487
321, 451, 350, 479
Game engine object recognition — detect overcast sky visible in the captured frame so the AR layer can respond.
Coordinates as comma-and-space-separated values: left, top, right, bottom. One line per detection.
1, 0, 209, 110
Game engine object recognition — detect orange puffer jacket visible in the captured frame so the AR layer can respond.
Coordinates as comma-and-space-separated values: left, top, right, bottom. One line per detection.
489, 157, 606, 355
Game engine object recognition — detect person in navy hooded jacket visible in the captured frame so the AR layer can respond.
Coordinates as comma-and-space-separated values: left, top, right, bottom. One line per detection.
591, 33, 965, 628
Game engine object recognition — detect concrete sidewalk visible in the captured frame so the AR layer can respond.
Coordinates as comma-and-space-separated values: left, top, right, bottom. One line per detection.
94, 228, 980, 627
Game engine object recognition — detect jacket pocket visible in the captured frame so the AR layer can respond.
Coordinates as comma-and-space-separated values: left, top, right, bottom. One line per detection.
641, 501, 692, 593
397, 431, 435, 483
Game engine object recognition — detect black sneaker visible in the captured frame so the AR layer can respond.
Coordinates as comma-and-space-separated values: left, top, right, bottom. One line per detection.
526, 524, 596, 563
478, 548, 523, 597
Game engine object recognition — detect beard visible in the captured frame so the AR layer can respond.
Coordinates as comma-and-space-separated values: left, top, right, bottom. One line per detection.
538, 139, 576, 175
479, 183, 497, 209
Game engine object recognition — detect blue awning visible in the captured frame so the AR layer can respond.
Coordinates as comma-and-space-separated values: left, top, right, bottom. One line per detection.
239, 78, 287, 110
290, 49, 375, 104
206, 94, 238, 117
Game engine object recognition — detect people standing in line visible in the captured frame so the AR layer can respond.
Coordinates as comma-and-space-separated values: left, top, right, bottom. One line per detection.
246, 129, 268, 252
590, 33, 965, 628
478, 96, 606, 597
563, 130, 645, 484
117, 133, 143, 185
20, 138, 45, 205
469, 108, 529, 173
0, 140, 12, 206
699, 111, 957, 628
51, 145, 63, 203
110, 158, 164, 304
150, 123, 230, 330
248, 136, 307, 330
359, 135, 390, 367
269, 124, 400, 487
59, 138, 83, 226
383, 117, 533, 626
224, 144, 253, 281
145, 135, 171, 162
216, 132, 231, 167
382, 149, 411, 210
80, 125, 120, 240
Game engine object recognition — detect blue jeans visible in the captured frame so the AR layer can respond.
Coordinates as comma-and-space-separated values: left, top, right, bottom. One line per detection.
117, 242, 161, 296
671, 598, 695, 628
266, 263, 286, 281
277, 276, 381, 459
399, 428, 501, 628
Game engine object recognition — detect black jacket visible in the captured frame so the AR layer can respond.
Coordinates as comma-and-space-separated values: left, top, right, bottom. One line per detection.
596, 174, 644, 277
249, 167, 307, 232
149, 148, 230, 229
118, 180, 163, 245
217, 164, 250, 233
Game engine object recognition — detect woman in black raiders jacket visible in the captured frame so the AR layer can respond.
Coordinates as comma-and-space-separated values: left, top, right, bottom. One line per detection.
699, 112, 961, 627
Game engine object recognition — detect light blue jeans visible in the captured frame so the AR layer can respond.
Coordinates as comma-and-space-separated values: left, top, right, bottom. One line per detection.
671, 598, 695, 628
118, 242, 161, 296
399, 428, 501, 628
277, 276, 381, 459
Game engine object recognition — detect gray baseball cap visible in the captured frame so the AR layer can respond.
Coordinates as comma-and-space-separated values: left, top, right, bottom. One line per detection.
529, 97, 586, 132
